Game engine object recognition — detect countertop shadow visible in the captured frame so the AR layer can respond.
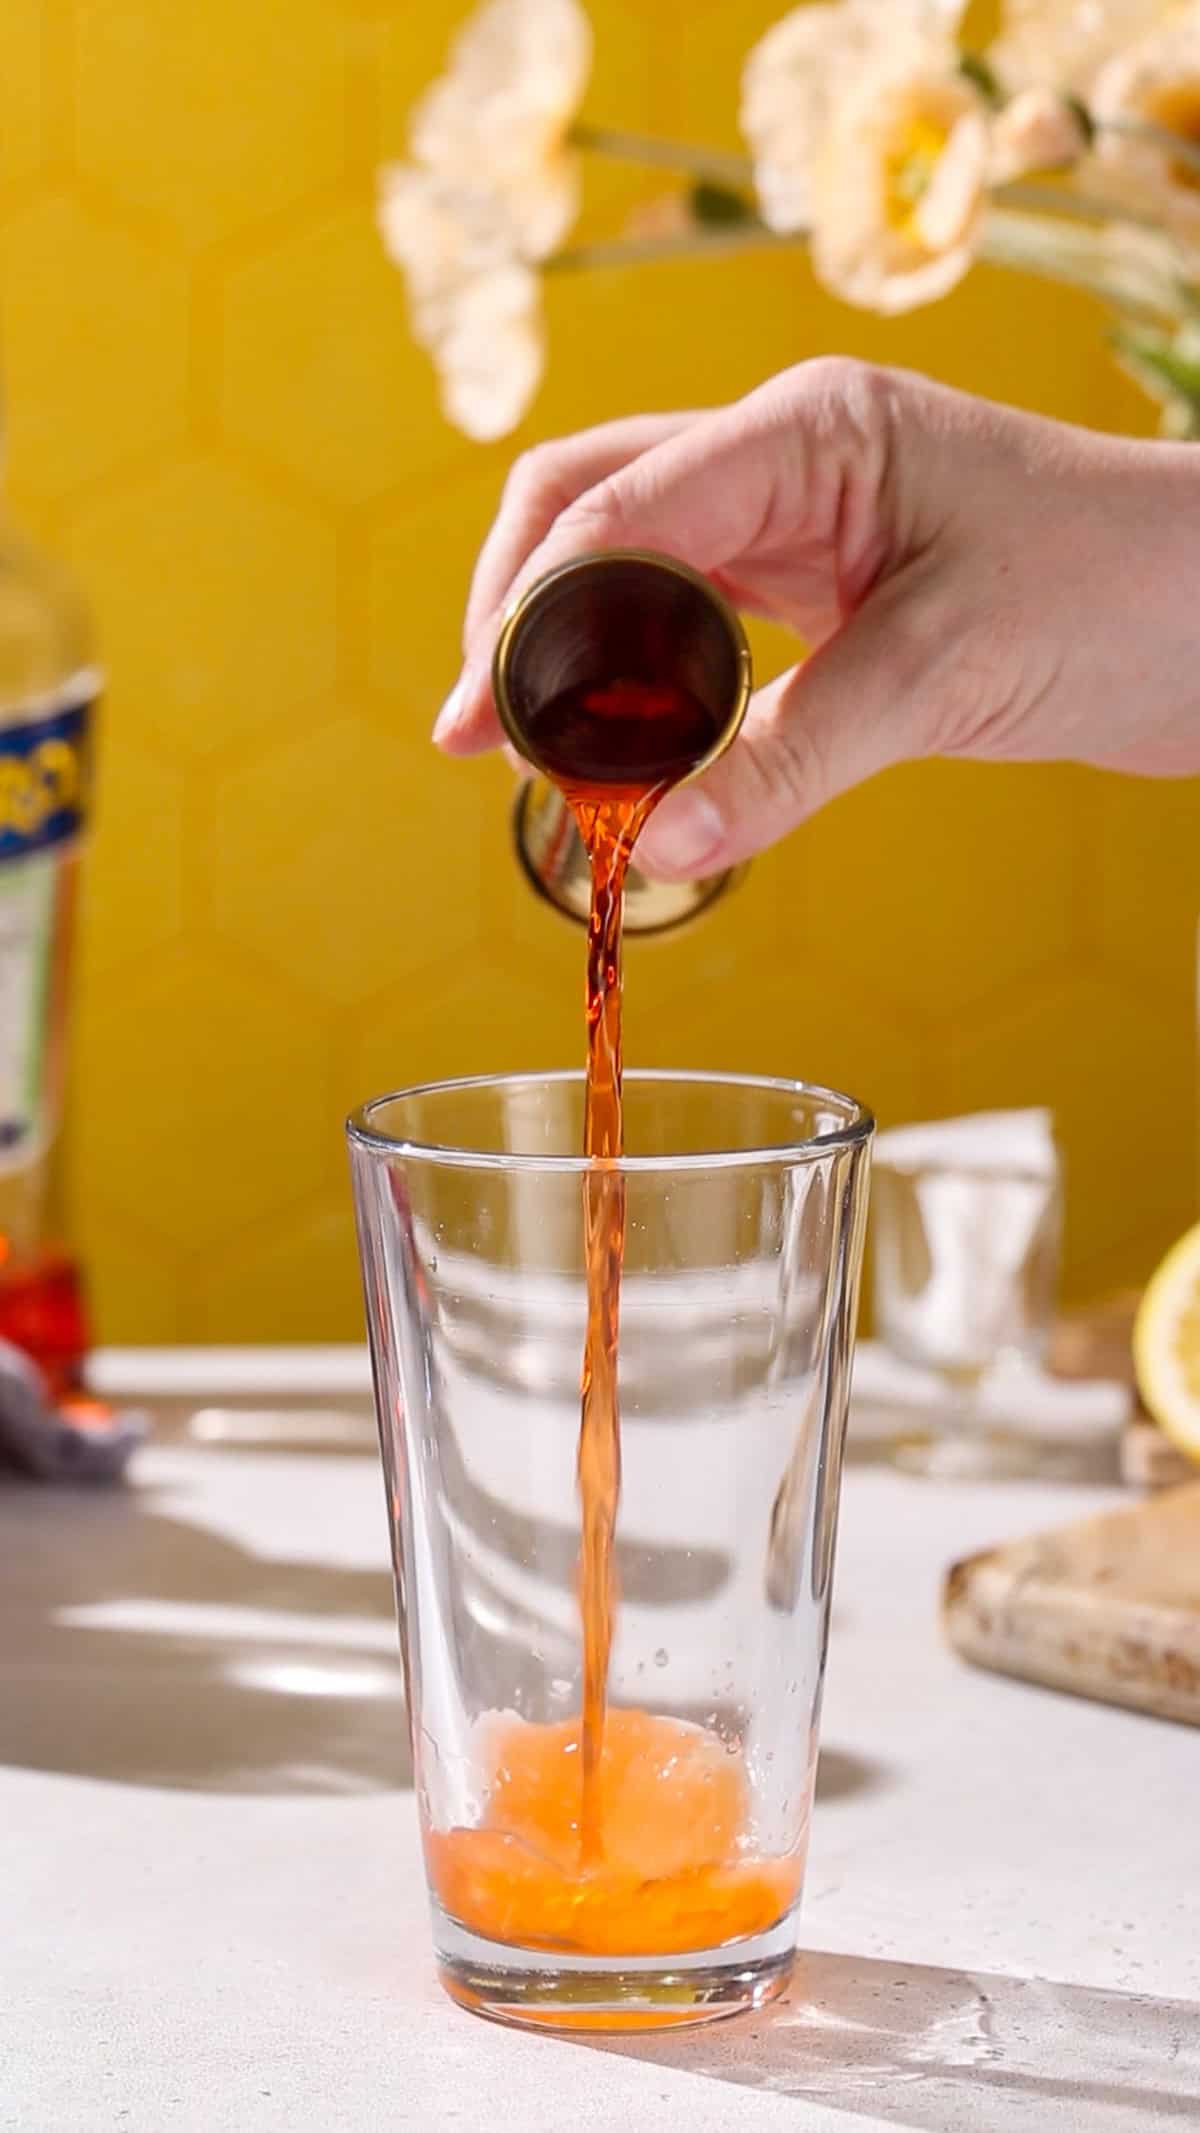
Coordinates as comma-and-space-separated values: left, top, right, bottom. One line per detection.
0, 1413, 881, 1809
0, 1469, 409, 1797
583, 1948, 1200, 2130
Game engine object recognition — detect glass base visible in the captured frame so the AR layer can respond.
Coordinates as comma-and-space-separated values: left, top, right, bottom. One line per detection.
434, 1904, 796, 2033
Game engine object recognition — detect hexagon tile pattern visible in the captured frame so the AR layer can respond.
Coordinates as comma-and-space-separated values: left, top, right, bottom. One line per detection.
2, 0, 1197, 1342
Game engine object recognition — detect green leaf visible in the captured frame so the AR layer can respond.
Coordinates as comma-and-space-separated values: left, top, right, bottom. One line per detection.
1112, 326, 1200, 438
1114, 327, 1200, 404
1063, 94, 1096, 147
958, 51, 1001, 106
689, 180, 754, 228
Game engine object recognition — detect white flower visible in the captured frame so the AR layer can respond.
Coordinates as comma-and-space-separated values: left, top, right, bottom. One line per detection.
991, 86, 1090, 181
810, 49, 991, 312
741, 0, 967, 233
377, 0, 591, 438
379, 166, 507, 332
741, 0, 988, 312
434, 265, 544, 442
990, 1, 1166, 95
409, 0, 591, 257
378, 166, 544, 439
1091, 11, 1200, 233
742, 5, 874, 233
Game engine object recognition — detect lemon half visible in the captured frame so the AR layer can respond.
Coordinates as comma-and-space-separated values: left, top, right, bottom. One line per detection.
1133, 1221, 1200, 1465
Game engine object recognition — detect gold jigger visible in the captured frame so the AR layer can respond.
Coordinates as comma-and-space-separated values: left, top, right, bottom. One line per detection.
493, 549, 752, 934
512, 779, 747, 934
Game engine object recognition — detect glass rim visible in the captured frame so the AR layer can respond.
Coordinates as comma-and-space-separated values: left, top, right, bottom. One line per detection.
346, 1067, 874, 1175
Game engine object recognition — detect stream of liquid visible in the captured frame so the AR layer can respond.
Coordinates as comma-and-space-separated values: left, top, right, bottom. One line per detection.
528, 676, 722, 1856
428, 676, 802, 1959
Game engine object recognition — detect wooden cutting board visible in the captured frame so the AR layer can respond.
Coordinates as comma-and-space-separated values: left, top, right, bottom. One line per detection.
944, 1482, 1200, 1726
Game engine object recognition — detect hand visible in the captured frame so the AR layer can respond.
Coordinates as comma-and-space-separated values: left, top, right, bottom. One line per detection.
435, 359, 1200, 878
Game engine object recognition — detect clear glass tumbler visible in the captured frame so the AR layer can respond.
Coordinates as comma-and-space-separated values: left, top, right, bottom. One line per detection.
872, 1142, 1061, 1479
347, 1070, 872, 2032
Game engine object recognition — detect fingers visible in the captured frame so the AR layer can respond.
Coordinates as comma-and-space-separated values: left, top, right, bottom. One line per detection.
635, 571, 926, 877
439, 359, 908, 787
439, 388, 804, 756
463, 412, 700, 653
437, 414, 703, 756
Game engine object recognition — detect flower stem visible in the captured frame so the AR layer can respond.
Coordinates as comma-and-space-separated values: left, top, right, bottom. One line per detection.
1094, 115, 1200, 180
994, 179, 1160, 230
569, 121, 755, 188
982, 207, 1183, 321
545, 224, 797, 273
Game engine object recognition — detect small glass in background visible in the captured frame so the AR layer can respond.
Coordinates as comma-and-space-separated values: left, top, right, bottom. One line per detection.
870, 1109, 1063, 1478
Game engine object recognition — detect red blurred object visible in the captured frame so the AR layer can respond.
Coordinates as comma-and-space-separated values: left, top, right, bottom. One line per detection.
0, 1251, 91, 1396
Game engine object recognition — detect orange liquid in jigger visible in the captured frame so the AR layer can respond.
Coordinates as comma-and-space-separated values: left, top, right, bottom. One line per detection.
429, 678, 801, 1960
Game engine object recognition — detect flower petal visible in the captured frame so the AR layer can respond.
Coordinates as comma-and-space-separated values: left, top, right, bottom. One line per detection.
990, 0, 1166, 94
742, 4, 968, 234
399, 0, 589, 268
811, 64, 989, 313
741, 3, 879, 232
435, 265, 544, 440
410, 0, 591, 187
915, 108, 990, 250
378, 165, 512, 339
1091, 16, 1200, 231
990, 86, 1089, 182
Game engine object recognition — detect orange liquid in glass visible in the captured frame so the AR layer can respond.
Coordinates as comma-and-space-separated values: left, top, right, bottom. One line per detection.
429, 678, 798, 1956
427, 1710, 801, 1958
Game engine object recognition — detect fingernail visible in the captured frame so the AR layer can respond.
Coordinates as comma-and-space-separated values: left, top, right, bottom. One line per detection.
432, 677, 466, 746
637, 788, 726, 877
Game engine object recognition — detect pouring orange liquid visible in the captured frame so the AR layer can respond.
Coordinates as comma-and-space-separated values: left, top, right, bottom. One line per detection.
429, 678, 801, 1960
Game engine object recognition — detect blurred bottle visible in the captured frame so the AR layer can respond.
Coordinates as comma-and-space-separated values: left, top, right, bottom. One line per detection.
0, 442, 99, 1394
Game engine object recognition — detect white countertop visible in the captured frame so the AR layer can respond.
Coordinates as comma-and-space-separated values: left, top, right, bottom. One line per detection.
4, 1380, 1198, 2132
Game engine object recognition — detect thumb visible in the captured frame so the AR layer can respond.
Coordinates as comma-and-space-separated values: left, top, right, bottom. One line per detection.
636, 574, 925, 878
444, 381, 836, 754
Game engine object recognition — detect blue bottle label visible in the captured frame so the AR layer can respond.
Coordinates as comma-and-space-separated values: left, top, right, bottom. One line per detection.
0, 681, 99, 1175
0, 689, 95, 863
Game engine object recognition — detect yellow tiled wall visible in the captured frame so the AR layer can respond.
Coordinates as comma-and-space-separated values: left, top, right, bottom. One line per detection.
2, 0, 1197, 1340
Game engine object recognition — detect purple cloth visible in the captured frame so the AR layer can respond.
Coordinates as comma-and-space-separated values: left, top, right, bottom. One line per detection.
0, 1341, 146, 1482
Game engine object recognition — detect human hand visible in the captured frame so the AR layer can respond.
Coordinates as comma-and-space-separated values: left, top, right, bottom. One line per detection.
435, 360, 1200, 878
